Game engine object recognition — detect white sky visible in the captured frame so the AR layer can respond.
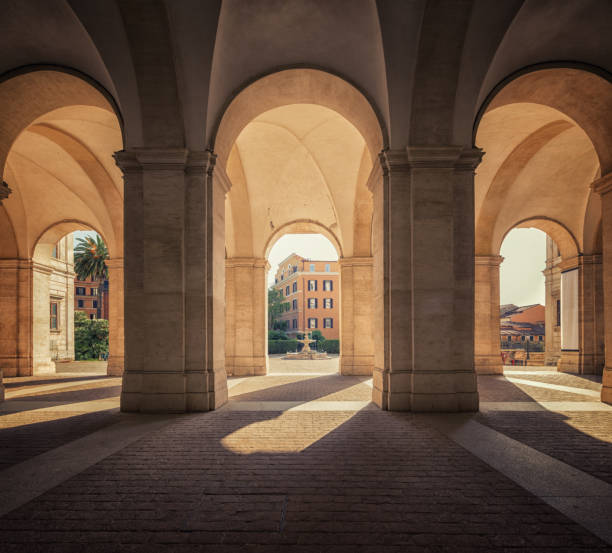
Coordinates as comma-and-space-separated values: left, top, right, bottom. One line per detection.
267, 234, 338, 286
499, 228, 546, 306
73, 230, 98, 242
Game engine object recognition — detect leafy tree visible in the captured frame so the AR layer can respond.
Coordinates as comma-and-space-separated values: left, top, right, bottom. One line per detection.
268, 287, 290, 329
74, 311, 109, 360
74, 234, 109, 319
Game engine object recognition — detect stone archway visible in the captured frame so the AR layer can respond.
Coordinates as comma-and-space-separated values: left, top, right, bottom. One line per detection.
0, 68, 124, 379
218, 69, 382, 389
474, 65, 611, 379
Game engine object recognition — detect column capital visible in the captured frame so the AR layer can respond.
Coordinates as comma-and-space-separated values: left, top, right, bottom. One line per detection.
113, 148, 189, 172
225, 257, 267, 269
559, 254, 602, 271
339, 256, 373, 267
0, 180, 11, 203
475, 254, 504, 267
0, 258, 32, 270
591, 173, 612, 196
106, 257, 124, 270
406, 145, 484, 171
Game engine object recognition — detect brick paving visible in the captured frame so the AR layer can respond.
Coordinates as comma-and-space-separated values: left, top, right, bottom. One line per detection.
0, 365, 611, 551
477, 374, 596, 402
1, 409, 610, 552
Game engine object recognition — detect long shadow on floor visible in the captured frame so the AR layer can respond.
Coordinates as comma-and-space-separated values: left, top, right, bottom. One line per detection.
229, 374, 372, 403
3, 375, 112, 389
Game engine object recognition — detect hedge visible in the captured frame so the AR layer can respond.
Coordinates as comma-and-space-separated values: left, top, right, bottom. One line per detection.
319, 339, 339, 354
268, 340, 299, 354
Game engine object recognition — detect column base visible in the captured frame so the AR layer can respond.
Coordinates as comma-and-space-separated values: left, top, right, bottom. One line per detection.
474, 354, 503, 375
107, 355, 124, 376
372, 367, 478, 412
556, 350, 602, 375
340, 355, 374, 376
120, 370, 228, 413
602, 366, 612, 404
225, 355, 267, 377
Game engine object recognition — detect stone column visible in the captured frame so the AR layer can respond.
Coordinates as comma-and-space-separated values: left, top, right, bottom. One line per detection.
370, 147, 481, 412
579, 254, 604, 374
543, 242, 561, 365
408, 147, 481, 411
369, 150, 410, 410
557, 255, 604, 375
106, 258, 124, 376
114, 149, 229, 413
225, 257, 268, 376
0, 259, 33, 376
474, 255, 503, 374
339, 256, 374, 375
592, 173, 612, 402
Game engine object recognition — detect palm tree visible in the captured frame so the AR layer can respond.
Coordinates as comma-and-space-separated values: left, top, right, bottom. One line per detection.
74, 235, 108, 319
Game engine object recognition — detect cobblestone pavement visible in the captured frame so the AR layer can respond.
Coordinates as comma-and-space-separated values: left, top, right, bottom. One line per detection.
0, 364, 611, 551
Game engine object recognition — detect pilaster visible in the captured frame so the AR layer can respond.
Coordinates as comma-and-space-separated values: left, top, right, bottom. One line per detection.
474, 255, 503, 374
591, 173, 612, 402
225, 257, 268, 376
0, 259, 33, 377
106, 258, 124, 376
339, 256, 374, 376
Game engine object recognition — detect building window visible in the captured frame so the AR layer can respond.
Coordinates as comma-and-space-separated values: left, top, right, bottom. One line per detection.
50, 302, 59, 330
324, 298, 333, 309
323, 280, 333, 291
308, 318, 317, 329
323, 318, 333, 328
279, 289, 283, 298
51, 244, 58, 258
89, 314, 95, 320
538, 335, 543, 341
308, 280, 317, 291
308, 298, 318, 308
292, 281, 297, 293
529, 335, 534, 341
556, 299, 561, 327
521, 336, 525, 341
90, 288, 98, 296
76, 287, 86, 295
93, 300, 98, 308
285, 285, 290, 296
292, 319, 297, 329
325, 264, 330, 272
77, 300, 84, 308
310, 263, 315, 272
292, 299, 297, 310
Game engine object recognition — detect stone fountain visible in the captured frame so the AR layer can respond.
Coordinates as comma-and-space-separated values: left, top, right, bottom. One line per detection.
282, 332, 330, 360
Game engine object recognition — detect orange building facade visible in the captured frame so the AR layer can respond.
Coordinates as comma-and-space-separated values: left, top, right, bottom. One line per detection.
74, 277, 109, 320
272, 253, 339, 340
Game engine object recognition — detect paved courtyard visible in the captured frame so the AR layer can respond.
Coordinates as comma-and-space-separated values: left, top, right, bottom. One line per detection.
0, 360, 611, 551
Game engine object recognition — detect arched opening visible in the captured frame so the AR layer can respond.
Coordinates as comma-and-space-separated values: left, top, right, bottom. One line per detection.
474, 66, 609, 377
219, 69, 383, 400
498, 227, 564, 371
0, 69, 124, 379
265, 232, 340, 375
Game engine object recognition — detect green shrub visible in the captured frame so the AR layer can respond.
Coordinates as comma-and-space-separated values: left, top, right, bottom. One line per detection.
268, 330, 289, 340
74, 311, 108, 360
320, 339, 339, 354
268, 339, 299, 354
